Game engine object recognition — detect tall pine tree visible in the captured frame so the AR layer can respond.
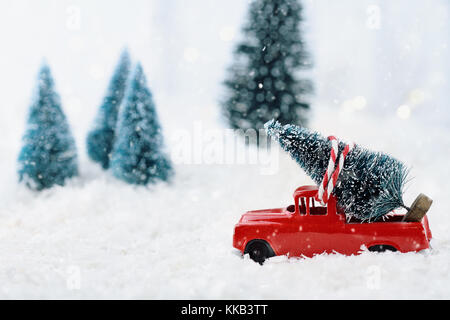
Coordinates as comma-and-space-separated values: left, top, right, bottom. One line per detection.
222, 0, 312, 134
18, 63, 78, 190
266, 120, 409, 221
87, 49, 131, 169
110, 63, 173, 185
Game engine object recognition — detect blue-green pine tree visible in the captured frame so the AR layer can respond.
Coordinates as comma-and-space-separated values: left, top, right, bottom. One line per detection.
110, 63, 173, 185
87, 49, 131, 169
18, 63, 78, 190
266, 120, 408, 221
222, 0, 313, 135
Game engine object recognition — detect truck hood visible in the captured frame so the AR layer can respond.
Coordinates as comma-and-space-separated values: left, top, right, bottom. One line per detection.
239, 208, 291, 224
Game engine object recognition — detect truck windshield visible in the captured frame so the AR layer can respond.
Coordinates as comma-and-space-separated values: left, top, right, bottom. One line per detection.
299, 198, 307, 214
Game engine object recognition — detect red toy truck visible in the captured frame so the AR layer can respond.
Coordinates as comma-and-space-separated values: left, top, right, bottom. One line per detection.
233, 185, 432, 264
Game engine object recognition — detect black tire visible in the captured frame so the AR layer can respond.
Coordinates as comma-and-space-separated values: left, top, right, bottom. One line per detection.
368, 245, 397, 253
245, 240, 275, 265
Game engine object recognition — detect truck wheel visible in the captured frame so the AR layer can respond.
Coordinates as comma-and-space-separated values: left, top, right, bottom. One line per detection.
245, 240, 275, 265
368, 245, 397, 253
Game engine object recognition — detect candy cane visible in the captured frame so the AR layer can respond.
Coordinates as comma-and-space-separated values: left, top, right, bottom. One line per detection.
317, 137, 355, 205
317, 136, 338, 205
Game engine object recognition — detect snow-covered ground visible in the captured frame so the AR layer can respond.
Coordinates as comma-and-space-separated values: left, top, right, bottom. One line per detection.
0, 0, 449, 299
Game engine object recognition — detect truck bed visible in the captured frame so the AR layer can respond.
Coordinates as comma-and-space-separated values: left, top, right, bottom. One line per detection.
346, 214, 406, 224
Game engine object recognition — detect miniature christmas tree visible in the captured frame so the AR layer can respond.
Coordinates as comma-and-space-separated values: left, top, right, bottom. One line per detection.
265, 120, 409, 221
222, 0, 312, 134
18, 63, 78, 190
87, 49, 131, 169
110, 63, 173, 185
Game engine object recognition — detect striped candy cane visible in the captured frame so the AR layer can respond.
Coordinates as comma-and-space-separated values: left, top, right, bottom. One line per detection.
317, 136, 338, 205
317, 137, 355, 205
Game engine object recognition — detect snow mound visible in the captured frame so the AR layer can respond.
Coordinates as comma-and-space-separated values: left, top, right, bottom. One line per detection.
1, 107, 449, 299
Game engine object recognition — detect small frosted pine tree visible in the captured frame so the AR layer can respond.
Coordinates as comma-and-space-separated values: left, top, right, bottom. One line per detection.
86, 49, 131, 169
266, 120, 409, 221
222, 0, 312, 134
18, 63, 78, 190
110, 63, 173, 185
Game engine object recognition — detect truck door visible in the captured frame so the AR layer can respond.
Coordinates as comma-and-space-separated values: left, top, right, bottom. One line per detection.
290, 197, 333, 257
